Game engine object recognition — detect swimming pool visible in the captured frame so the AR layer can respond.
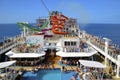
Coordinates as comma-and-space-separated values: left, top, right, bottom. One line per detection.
22, 69, 80, 80
38, 69, 61, 80
22, 69, 61, 80
62, 71, 80, 80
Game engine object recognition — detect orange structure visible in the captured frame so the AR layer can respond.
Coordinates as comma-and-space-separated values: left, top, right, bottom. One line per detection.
50, 14, 68, 34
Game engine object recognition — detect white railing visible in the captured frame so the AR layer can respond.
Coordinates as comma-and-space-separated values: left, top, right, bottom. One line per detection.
87, 41, 119, 64
79, 30, 119, 64
0, 35, 24, 55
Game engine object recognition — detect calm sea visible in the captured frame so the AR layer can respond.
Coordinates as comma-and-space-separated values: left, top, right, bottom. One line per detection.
79, 24, 120, 46
0, 24, 20, 41
0, 24, 120, 46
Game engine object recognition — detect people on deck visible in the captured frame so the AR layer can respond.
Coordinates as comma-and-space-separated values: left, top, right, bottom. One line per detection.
70, 75, 76, 80
52, 64, 55, 69
73, 70, 79, 79
78, 71, 84, 80
109, 67, 113, 78
62, 66, 67, 72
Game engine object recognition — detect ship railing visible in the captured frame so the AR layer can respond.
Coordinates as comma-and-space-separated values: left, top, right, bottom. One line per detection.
0, 67, 18, 80
0, 42, 18, 54
62, 46, 80, 52
0, 41, 15, 51
62, 46, 94, 53
88, 36, 119, 61
0, 37, 24, 54
80, 30, 119, 60
12, 46, 43, 53
108, 51, 118, 60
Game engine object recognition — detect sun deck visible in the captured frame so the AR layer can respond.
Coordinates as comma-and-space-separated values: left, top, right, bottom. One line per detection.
1, 11, 120, 80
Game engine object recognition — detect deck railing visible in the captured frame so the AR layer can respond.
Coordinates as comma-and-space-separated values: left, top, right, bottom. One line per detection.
78, 30, 120, 64
0, 35, 24, 55
89, 36, 119, 61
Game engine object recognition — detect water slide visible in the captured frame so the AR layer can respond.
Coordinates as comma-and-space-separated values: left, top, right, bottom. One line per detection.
60, 14, 68, 19
35, 28, 51, 35
34, 28, 51, 35
34, 31, 45, 35
39, 20, 49, 28
17, 22, 24, 31
17, 20, 50, 35
51, 14, 68, 34
52, 27, 68, 34
17, 22, 40, 31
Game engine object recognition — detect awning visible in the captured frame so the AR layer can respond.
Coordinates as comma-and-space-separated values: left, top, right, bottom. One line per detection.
56, 52, 96, 57
56, 49, 97, 57
79, 60, 106, 68
0, 61, 16, 69
6, 51, 45, 58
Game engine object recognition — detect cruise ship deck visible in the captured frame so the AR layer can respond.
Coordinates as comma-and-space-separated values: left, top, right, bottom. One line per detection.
0, 11, 120, 80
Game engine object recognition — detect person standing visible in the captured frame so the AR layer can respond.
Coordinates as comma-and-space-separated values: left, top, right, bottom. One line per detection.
109, 67, 113, 78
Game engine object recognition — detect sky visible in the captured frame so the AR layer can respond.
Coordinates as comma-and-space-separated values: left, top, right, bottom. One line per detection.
0, 0, 120, 24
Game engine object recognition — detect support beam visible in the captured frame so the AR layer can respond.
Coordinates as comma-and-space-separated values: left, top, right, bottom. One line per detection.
23, 26, 26, 37
103, 37, 111, 67
116, 65, 120, 78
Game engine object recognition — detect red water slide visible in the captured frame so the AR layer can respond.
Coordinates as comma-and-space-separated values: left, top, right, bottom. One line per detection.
51, 14, 68, 34
60, 14, 68, 19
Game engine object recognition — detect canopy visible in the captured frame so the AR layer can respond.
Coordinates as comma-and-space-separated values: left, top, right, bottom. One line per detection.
6, 51, 45, 58
79, 60, 106, 68
5, 51, 15, 56
56, 49, 97, 57
56, 52, 96, 57
0, 60, 16, 69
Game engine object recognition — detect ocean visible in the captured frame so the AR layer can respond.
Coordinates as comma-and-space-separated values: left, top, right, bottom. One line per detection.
79, 24, 120, 46
0, 24, 120, 46
0, 24, 21, 41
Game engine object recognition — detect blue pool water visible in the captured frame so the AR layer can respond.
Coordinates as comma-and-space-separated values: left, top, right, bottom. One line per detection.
22, 71, 38, 80
22, 69, 61, 80
37, 69, 61, 80
22, 69, 79, 80
62, 71, 80, 80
